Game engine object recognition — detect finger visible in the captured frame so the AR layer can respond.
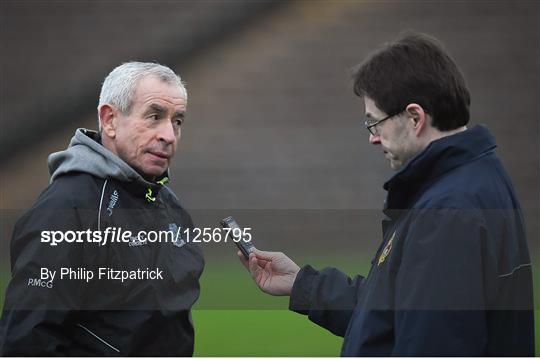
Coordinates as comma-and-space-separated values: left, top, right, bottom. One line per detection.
248, 253, 261, 277
251, 248, 284, 261
256, 258, 270, 268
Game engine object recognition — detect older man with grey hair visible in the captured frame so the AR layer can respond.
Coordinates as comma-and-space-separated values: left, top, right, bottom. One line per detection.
0, 62, 204, 356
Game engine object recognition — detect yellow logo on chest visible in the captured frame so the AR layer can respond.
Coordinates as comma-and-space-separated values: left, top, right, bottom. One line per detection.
378, 231, 396, 266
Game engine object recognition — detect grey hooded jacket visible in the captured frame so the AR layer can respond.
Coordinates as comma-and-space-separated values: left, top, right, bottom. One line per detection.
1, 128, 204, 356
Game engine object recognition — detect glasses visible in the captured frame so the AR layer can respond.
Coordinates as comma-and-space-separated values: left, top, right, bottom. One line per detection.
364, 113, 396, 136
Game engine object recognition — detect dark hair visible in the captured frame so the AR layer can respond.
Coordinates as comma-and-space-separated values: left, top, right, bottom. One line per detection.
352, 32, 470, 131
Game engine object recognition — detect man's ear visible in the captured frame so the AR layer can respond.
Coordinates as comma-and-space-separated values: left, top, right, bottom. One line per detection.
98, 104, 118, 138
405, 103, 427, 136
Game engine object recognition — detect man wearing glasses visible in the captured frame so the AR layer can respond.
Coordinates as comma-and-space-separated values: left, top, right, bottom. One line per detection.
239, 32, 534, 356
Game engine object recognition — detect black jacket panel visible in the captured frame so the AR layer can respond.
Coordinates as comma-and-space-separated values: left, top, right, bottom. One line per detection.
1, 171, 204, 356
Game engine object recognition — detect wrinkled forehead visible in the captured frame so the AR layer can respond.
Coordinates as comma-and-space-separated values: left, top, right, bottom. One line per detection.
133, 75, 187, 104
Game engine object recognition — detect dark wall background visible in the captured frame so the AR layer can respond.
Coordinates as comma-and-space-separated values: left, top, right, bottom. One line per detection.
1, 0, 538, 262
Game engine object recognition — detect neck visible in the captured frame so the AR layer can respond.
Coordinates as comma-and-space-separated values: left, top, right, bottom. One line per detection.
422, 125, 467, 149
433, 125, 467, 141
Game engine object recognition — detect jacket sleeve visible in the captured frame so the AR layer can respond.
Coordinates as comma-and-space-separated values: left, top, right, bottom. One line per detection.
289, 265, 365, 337
392, 208, 488, 356
0, 192, 83, 355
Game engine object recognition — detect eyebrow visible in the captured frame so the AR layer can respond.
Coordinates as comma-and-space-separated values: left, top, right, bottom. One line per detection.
144, 103, 167, 116
144, 103, 185, 119
172, 111, 185, 119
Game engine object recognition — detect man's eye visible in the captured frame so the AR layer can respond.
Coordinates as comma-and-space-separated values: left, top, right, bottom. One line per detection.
148, 114, 158, 120
174, 119, 184, 127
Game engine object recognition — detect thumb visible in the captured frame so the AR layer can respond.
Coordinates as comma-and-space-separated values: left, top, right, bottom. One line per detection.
250, 248, 282, 261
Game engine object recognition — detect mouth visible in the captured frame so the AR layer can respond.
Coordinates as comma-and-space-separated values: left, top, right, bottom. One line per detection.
147, 151, 170, 160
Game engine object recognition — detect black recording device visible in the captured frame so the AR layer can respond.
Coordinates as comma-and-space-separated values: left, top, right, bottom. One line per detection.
220, 216, 255, 259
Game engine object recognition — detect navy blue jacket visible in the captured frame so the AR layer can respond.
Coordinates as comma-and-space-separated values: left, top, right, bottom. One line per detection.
289, 125, 534, 356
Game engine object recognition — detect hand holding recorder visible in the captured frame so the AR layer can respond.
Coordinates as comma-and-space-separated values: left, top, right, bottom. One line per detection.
237, 249, 300, 296
221, 216, 300, 296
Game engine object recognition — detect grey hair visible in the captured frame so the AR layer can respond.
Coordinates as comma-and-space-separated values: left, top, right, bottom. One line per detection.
98, 61, 187, 129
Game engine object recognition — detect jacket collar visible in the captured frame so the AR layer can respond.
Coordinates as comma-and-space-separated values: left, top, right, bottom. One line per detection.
383, 124, 497, 211
87, 130, 171, 202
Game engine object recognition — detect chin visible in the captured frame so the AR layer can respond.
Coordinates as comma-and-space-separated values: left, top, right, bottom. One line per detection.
140, 167, 167, 181
389, 161, 403, 171
149, 169, 167, 179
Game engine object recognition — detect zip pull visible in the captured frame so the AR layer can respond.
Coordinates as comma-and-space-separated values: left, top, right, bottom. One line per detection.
145, 188, 156, 202
156, 177, 169, 186
146, 177, 168, 202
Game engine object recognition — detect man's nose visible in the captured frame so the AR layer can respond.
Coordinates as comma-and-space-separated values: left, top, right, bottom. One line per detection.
158, 120, 177, 145
369, 133, 381, 145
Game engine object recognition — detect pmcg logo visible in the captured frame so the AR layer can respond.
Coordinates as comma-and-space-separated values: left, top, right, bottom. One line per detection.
28, 278, 53, 289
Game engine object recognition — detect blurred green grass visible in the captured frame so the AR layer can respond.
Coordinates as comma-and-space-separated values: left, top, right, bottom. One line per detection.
192, 310, 343, 356
0, 255, 538, 356
192, 255, 539, 356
